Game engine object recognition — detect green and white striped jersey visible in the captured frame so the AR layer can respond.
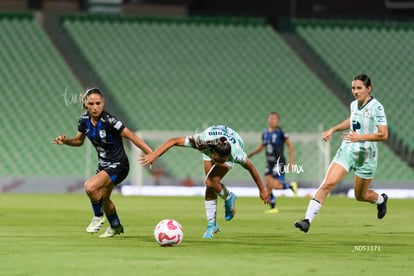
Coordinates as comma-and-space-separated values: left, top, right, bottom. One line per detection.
184, 125, 247, 165
341, 97, 387, 161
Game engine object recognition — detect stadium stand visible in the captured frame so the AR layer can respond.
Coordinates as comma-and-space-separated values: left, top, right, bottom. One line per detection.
62, 16, 346, 132
292, 18, 414, 152
61, 16, 414, 184
61, 16, 347, 182
1, 13, 412, 187
0, 14, 88, 177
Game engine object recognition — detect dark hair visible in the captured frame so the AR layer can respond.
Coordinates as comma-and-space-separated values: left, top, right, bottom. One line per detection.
82, 87, 104, 102
353, 74, 371, 88
210, 137, 231, 156
269, 111, 280, 119
82, 87, 104, 108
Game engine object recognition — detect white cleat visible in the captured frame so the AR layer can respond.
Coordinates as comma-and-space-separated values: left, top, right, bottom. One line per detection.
99, 225, 124, 238
86, 216, 106, 233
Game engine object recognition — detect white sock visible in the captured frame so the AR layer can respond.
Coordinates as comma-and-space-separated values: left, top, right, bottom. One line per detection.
205, 200, 217, 225
375, 194, 384, 205
305, 199, 322, 223
217, 184, 230, 200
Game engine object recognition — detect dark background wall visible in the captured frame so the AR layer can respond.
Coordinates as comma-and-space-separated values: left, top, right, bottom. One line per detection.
147, 0, 414, 26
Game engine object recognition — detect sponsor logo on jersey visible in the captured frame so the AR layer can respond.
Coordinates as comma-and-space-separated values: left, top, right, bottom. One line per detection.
352, 120, 361, 131
114, 121, 123, 130
99, 130, 106, 138
208, 131, 224, 136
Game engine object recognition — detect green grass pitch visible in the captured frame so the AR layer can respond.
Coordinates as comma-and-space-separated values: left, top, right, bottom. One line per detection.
0, 193, 413, 275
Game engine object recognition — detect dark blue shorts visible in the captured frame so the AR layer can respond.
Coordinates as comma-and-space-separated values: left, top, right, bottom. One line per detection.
97, 161, 130, 185
265, 161, 285, 180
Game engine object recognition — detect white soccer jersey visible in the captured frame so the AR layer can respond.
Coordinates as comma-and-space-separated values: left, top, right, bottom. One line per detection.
184, 125, 247, 165
341, 97, 387, 162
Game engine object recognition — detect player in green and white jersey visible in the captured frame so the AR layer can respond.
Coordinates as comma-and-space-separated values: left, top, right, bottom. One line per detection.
140, 125, 269, 238
188, 125, 248, 166
295, 74, 389, 233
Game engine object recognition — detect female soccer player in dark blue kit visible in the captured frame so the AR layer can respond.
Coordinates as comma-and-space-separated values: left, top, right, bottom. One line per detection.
248, 112, 297, 213
53, 88, 152, 237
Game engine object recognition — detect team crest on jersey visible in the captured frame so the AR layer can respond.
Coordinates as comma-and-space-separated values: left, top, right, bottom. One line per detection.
364, 109, 370, 118
99, 130, 106, 138
114, 121, 122, 130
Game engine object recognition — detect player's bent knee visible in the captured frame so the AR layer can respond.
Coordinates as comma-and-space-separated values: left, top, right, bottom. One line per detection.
354, 194, 368, 202
84, 181, 97, 196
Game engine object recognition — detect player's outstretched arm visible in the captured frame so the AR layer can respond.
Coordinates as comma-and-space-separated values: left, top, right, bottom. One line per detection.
247, 143, 265, 159
285, 138, 295, 168
322, 118, 350, 142
52, 132, 85, 147
242, 158, 269, 204
139, 137, 186, 167
121, 127, 153, 154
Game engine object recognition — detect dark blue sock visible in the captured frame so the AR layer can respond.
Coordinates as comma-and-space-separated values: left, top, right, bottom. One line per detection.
270, 193, 276, 208
107, 212, 121, 228
282, 182, 291, 190
91, 199, 103, 217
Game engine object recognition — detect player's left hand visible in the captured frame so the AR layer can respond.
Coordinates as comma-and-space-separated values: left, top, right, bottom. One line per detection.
139, 153, 156, 169
342, 130, 360, 143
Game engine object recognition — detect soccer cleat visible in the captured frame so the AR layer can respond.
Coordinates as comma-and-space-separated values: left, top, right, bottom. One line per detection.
290, 181, 298, 197
377, 193, 388, 219
224, 192, 237, 221
202, 223, 220, 239
98, 225, 124, 238
86, 216, 106, 233
294, 219, 310, 233
265, 208, 279, 214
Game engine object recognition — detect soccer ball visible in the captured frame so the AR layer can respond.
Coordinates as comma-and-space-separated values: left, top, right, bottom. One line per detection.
154, 219, 184, 247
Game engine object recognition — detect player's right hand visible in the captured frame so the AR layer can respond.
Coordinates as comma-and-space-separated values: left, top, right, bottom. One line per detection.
52, 134, 67, 145
322, 130, 333, 142
260, 189, 270, 205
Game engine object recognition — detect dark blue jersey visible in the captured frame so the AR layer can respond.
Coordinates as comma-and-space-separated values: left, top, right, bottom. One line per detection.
78, 111, 128, 168
262, 127, 288, 164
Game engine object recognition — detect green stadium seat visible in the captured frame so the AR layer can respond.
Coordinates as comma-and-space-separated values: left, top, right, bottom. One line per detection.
1, 14, 413, 185
292, 18, 414, 181
0, 17, 87, 177
62, 16, 348, 181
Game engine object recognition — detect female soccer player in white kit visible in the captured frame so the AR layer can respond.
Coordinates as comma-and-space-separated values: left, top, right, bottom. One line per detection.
295, 74, 389, 233
140, 125, 269, 238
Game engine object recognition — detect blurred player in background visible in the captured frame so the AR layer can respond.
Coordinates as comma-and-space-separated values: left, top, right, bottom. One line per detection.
248, 112, 297, 213
140, 125, 269, 239
52, 88, 152, 237
295, 74, 388, 233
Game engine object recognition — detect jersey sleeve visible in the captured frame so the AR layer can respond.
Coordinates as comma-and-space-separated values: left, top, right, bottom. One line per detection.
374, 104, 387, 126
183, 136, 193, 147
233, 150, 247, 165
77, 113, 87, 133
104, 112, 126, 134
280, 128, 289, 141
